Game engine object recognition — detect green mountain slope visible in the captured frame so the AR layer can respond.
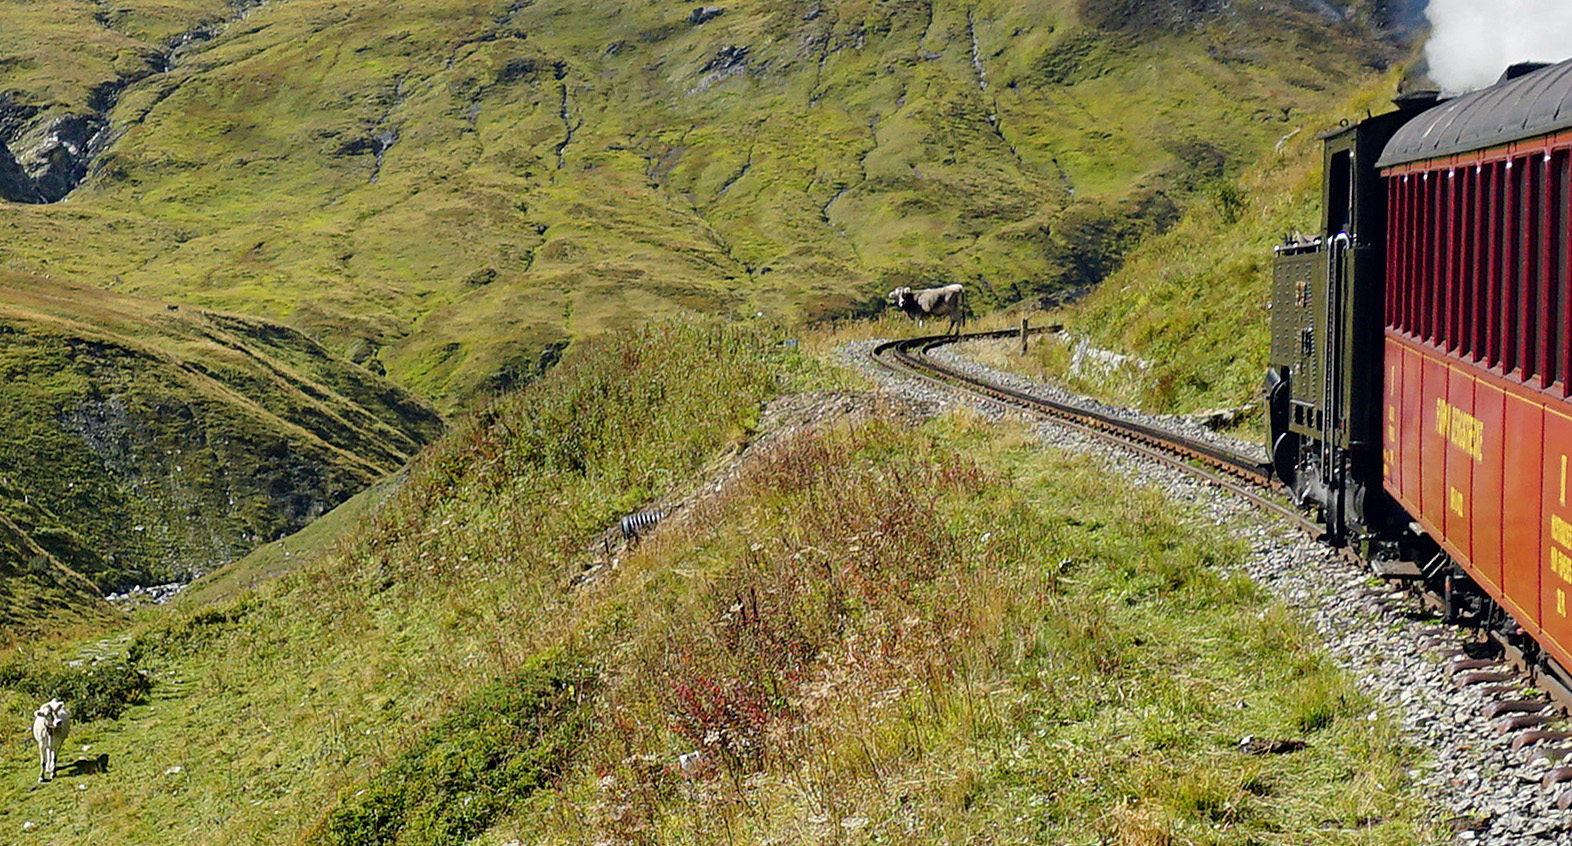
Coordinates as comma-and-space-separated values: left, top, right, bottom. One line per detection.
0, 480, 114, 637
0, 270, 442, 596
0, 3, 1440, 839
0, 0, 1402, 407
0, 321, 1438, 843
981, 69, 1406, 415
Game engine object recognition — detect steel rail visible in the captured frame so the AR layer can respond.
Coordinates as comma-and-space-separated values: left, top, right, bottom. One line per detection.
872, 331, 1572, 798
870, 330, 1324, 537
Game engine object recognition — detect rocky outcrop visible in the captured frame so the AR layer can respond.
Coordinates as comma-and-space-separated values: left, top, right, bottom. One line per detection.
4, 110, 112, 203
0, 4, 263, 205
0, 67, 141, 203
0, 144, 35, 203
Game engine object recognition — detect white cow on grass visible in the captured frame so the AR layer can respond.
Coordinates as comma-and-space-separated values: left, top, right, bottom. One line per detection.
33, 699, 69, 782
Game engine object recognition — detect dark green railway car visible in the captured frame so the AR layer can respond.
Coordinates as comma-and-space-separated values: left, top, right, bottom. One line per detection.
1266, 103, 1428, 543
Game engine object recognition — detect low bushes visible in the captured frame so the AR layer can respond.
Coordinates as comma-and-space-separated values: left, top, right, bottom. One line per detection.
316, 652, 596, 846
0, 656, 151, 722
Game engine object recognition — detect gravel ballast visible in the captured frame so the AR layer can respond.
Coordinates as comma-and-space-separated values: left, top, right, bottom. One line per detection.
842, 337, 1571, 842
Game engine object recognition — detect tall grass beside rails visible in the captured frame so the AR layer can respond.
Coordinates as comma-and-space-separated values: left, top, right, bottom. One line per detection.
0, 318, 803, 843
0, 320, 1436, 843
494, 408, 1439, 844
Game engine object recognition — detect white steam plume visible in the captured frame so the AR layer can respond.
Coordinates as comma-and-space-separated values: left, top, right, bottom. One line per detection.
1425, 0, 1572, 93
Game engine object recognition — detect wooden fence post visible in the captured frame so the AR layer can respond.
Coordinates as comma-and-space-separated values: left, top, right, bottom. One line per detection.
1020, 317, 1029, 355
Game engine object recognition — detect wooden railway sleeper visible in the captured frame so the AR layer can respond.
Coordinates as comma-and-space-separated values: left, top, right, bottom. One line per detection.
1484, 699, 1554, 719
1498, 712, 1561, 733
1513, 730, 1572, 750
1522, 746, 1572, 766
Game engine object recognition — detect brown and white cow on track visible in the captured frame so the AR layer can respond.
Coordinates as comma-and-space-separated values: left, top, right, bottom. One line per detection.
887, 283, 966, 335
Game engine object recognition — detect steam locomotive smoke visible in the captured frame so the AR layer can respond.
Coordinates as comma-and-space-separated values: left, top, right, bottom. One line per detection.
1425, 0, 1572, 93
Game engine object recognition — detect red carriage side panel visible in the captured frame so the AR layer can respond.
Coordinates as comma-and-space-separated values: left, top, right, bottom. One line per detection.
1383, 336, 1543, 614
1398, 339, 1424, 508
1384, 354, 1401, 490
1444, 368, 1477, 562
1501, 393, 1544, 633
1542, 408, 1572, 653
1421, 354, 1450, 521
1374, 60, 1572, 671
1473, 381, 1507, 589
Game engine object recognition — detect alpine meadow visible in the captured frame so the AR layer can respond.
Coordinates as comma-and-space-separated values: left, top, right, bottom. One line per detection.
0, 1, 1451, 844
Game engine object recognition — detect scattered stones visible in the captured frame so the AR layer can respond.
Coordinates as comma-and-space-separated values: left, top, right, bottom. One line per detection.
701, 45, 750, 74
105, 583, 186, 605
1190, 404, 1257, 430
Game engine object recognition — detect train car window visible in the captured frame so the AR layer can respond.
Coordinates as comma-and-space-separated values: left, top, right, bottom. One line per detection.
1537, 152, 1555, 389
1422, 172, 1437, 343
1467, 165, 1485, 360
1395, 176, 1408, 330
1431, 171, 1445, 344
1400, 175, 1415, 334
1486, 161, 1504, 368
1502, 160, 1520, 375
1443, 169, 1459, 351
1520, 155, 1541, 382
1457, 168, 1472, 357
1328, 151, 1352, 236
1414, 173, 1427, 331
1419, 175, 1427, 336
1553, 148, 1570, 393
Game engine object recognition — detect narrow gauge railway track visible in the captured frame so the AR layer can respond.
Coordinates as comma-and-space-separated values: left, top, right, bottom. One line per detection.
871, 329, 1572, 830
871, 330, 1322, 539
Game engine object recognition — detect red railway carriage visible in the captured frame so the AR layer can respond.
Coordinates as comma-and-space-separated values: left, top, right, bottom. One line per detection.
1377, 61, 1572, 669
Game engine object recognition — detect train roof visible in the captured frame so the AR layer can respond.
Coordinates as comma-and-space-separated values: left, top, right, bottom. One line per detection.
1376, 57, 1572, 168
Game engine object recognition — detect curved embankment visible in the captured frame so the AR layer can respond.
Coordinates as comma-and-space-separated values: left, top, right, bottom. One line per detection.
867, 331, 1572, 842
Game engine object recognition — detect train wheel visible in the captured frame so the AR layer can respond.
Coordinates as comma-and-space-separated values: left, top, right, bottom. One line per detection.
1272, 431, 1300, 493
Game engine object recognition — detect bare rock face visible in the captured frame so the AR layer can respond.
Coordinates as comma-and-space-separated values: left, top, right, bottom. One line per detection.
0, 94, 113, 204
0, 31, 172, 204
17, 112, 110, 202
0, 97, 46, 202
0, 144, 32, 203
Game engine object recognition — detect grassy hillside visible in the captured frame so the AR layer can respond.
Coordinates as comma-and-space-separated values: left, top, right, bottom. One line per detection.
0, 270, 442, 598
0, 0, 1403, 408
0, 321, 1438, 843
0, 481, 114, 638
964, 68, 1410, 416
0, 0, 1410, 617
